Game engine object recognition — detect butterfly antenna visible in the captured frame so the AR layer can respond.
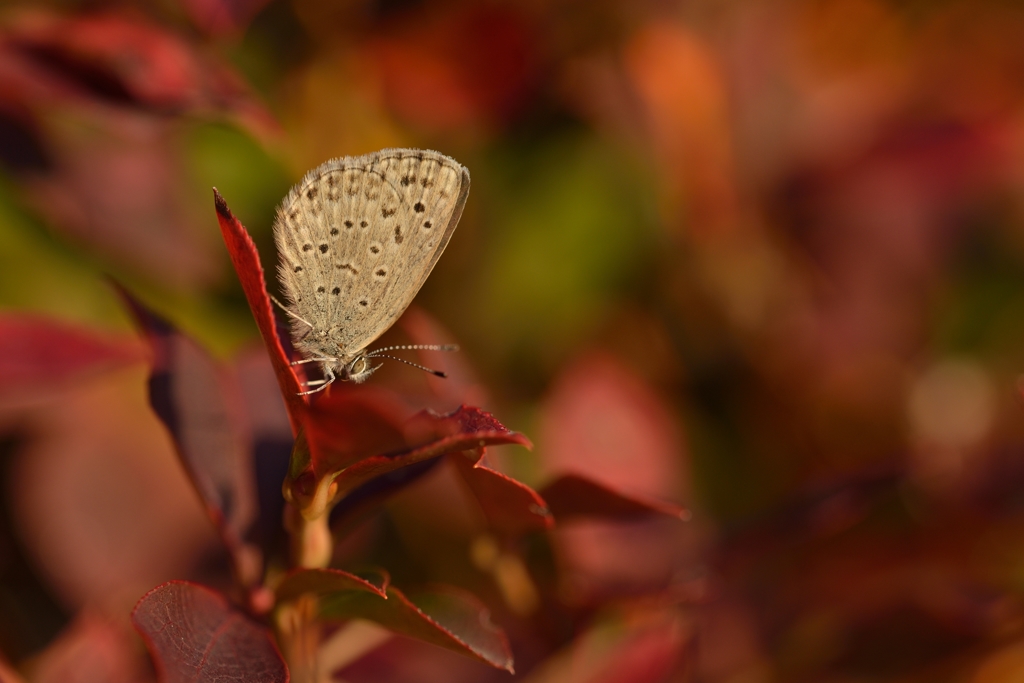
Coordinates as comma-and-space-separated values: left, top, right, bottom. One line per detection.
372, 354, 448, 378
270, 294, 313, 329
368, 344, 459, 355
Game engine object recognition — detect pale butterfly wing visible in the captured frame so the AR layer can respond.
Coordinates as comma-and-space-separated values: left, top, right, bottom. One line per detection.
274, 148, 469, 359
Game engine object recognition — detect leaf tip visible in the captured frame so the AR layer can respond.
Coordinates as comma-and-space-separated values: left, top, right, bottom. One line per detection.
213, 187, 231, 219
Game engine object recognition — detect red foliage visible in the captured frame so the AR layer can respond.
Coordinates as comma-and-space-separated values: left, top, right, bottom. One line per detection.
177, 0, 274, 37
319, 585, 513, 673
131, 581, 287, 683
451, 456, 553, 537
214, 188, 307, 430
302, 403, 531, 499
0, 9, 275, 127
359, 5, 538, 132
118, 287, 264, 594
119, 174, 687, 682
0, 314, 143, 396
275, 567, 388, 602
539, 352, 686, 502
541, 474, 689, 522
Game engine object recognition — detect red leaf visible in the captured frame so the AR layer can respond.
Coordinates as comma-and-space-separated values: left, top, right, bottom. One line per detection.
214, 189, 307, 432
539, 352, 686, 501
2, 10, 276, 132
131, 581, 288, 683
303, 388, 411, 477
0, 10, 277, 288
275, 568, 388, 603
451, 456, 553, 536
286, 403, 530, 518
541, 474, 689, 522
319, 584, 513, 672
213, 196, 531, 528
118, 287, 263, 591
178, 0, 274, 37
321, 405, 531, 503
0, 314, 143, 395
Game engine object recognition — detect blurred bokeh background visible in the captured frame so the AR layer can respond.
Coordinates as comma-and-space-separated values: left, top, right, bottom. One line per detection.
5, 0, 1024, 681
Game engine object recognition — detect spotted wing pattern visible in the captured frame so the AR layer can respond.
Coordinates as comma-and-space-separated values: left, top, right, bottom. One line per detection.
274, 149, 469, 361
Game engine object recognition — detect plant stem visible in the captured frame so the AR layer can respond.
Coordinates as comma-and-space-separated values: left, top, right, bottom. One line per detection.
277, 595, 320, 683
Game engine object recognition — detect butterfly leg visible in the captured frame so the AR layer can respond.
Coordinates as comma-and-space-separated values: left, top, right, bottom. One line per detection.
291, 357, 337, 366
296, 366, 337, 396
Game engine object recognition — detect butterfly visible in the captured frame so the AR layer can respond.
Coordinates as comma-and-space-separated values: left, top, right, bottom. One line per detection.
273, 149, 469, 394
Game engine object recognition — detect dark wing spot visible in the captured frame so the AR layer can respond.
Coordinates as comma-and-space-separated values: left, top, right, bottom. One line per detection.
289, 210, 299, 220
414, 202, 425, 213
319, 244, 329, 254
359, 300, 368, 306
346, 185, 358, 196
302, 243, 313, 251
344, 220, 353, 228
293, 266, 303, 272
394, 226, 403, 244
421, 177, 433, 187
370, 246, 380, 254
375, 268, 386, 277
306, 187, 318, 199
332, 286, 341, 295
360, 220, 368, 228
337, 263, 358, 274
401, 175, 412, 187
423, 221, 432, 229
317, 286, 325, 293
327, 175, 337, 187
381, 207, 396, 218
413, 152, 424, 161
330, 227, 339, 236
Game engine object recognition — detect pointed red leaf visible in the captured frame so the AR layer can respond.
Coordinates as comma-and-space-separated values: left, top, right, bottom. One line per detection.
319, 584, 513, 672
275, 568, 388, 603
451, 456, 553, 536
131, 581, 287, 683
541, 474, 689, 522
118, 287, 263, 590
285, 403, 530, 518
325, 405, 532, 502
214, 189, 306, 432
0, 314, 144, 395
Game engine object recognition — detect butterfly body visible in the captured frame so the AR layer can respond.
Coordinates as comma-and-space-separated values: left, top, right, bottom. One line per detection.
273, 148, 470, 387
